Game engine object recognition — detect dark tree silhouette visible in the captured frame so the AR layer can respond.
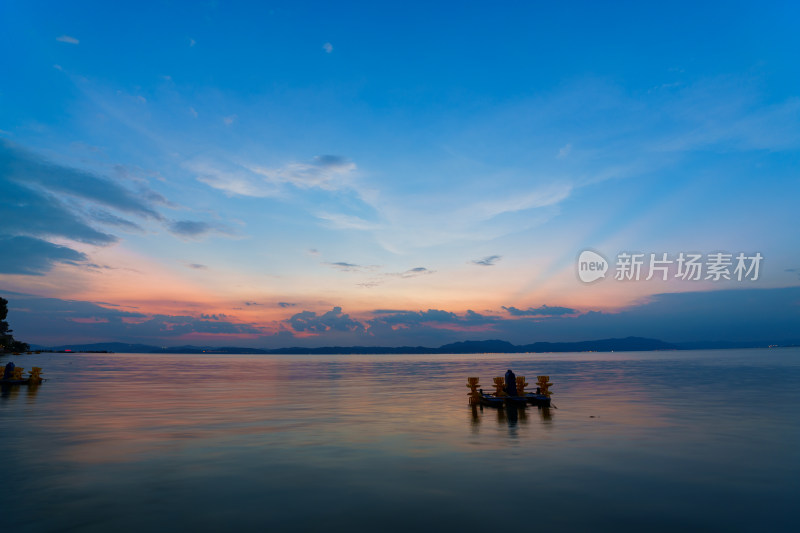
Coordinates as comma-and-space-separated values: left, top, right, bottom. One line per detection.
0, 297, 29, 352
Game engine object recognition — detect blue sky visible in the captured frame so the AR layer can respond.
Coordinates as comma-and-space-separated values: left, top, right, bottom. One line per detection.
1, 1, 799, 347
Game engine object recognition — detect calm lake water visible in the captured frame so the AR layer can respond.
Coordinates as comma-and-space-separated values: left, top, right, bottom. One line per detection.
1, 349, 798, 532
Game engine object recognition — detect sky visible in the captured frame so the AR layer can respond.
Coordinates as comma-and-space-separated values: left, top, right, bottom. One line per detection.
1, 1, 799, 348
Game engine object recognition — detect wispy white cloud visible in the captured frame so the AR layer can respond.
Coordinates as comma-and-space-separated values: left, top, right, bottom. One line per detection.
348, 183, 570, 254
246, 155, 356, 190
56, 35, 79, 45
192, 155, 357, 198
467, 183, 572, 222
322, 42, 333, 53
189, 160, 282, 198
316, 212, 380, 231
358, 266, 436, 289
557, 143, 572, 158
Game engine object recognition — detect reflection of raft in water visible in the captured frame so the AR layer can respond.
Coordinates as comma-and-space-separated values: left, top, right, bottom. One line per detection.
0, 365, 45, 386
467, 375, 554, 408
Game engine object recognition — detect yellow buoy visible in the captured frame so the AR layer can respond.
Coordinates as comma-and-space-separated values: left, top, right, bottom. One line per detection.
28, 367, 44, 384
536, 375, 553, 397
492, 376, 506, 397
466, 377, 481, 404
516, 376, 528, 395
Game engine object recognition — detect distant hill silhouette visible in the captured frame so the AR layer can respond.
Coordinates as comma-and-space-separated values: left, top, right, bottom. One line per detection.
31, 336, 799, 355
37, 342, 160, 353
32, 336, 687, 354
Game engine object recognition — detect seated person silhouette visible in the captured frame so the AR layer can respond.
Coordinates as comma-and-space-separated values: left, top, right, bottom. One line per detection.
505, 369, 518, 397
3, 362, 16, 381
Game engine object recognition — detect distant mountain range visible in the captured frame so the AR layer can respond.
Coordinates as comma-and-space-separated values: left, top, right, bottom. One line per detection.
25, 336, 798, 354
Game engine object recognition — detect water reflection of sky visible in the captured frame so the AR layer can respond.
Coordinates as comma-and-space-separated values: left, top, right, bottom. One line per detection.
1, 349, 798, 532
